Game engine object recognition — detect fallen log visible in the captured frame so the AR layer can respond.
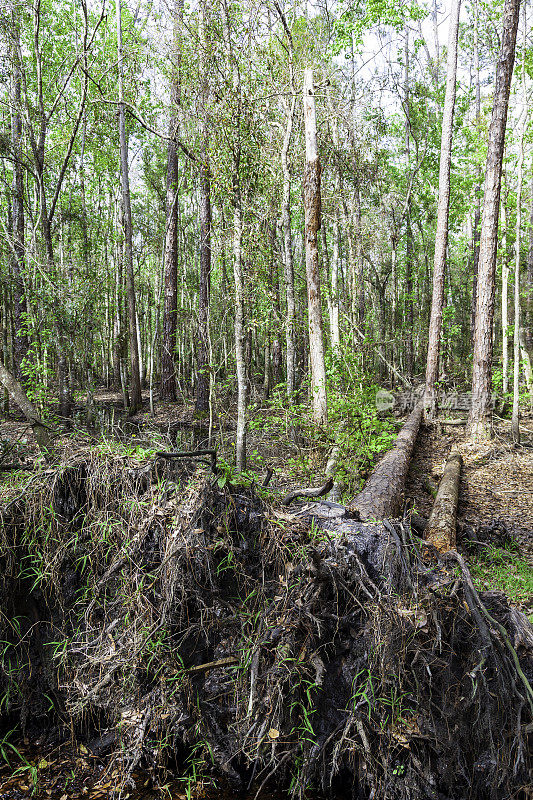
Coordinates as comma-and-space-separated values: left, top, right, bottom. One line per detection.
0, 361, 51, 455
347, 403, 423, 520
424, 448, 462, 552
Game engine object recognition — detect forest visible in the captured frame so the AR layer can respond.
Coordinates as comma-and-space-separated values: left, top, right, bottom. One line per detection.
0, 0, 532, 798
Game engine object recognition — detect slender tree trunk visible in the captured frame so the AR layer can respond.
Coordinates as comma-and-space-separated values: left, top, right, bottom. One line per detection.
424, 0, 461, 419
303, 68, 327, 425
471, 0, 482, 338
233, 192, 246, 471
502, 195, 510, 394
195, 0, 211, 416
512, 2, 527, 443
281, 94, 297, 396
468, 0, 520, 440
526, 172, 533, 352
353, 179, 365, 327
9, 25, 28, 382
117, 0, 142, 413
326, 89, 342, 355
161, 3, 182, 401
404, 30, 414, 380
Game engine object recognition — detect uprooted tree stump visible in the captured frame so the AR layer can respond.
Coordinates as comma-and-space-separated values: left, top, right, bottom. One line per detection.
0, 453, 531, 800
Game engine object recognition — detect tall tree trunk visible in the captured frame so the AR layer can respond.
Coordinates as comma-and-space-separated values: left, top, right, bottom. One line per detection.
9, 21, 28, 382
273, 0, 296, 396
195, 0, 211, 416
233, 192, 246, 471
404, 29, 414, 380
471, 0, 482, 339
117, 0, 142, 413
512, 2, 527, 443
424, 0, 461, 419
161, 3, 183, 401
303, 68, 327, 425
468, 0, 520, 440
281, 94, 296, 396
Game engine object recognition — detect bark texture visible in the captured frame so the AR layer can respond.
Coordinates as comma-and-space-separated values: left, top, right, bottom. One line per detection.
347, 403, 423, 521
424, 449, 462, 552
468, 0, 520, 440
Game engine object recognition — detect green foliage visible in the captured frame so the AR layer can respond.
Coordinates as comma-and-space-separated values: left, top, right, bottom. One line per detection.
469, 544, 533, 607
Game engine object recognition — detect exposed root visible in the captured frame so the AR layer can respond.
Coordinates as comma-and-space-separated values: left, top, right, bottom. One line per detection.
0, 454, 531, 799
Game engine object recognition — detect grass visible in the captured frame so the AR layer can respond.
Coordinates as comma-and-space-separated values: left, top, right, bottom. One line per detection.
469, 545, 533, 616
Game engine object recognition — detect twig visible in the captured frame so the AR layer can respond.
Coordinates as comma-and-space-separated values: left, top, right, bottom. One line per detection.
156, 449, 217, 473
282, 477, 334, 505
186, 656, 239, 673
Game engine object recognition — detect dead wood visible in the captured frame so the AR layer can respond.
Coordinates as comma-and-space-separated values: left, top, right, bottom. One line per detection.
156, 448, 217, 472
0, 361, 52, 455
348, 403, 423, 520
282, 476, 333, 505
424, 448, 462, 552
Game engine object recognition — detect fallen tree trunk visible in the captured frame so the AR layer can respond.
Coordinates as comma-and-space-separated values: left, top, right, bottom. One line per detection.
0, 361, 51, 454
424, 448, 462, 552
348, 403, 423, 520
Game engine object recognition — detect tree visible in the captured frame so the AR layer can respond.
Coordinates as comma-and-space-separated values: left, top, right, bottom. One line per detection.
303, 68, 327, 426
161, 2, 182, 401
467, 0, 520, 440
117, 0, 142, 413
195, 0, 211, 417
424, 0, 461, 420
7, 7, 28, 382
511, 0, 527, 443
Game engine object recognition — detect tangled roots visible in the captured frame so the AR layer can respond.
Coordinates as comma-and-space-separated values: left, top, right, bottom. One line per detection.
0, 456, 531, 799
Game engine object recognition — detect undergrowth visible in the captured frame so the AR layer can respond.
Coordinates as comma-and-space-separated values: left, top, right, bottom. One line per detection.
248, 380, 397, 498
469, 544, 533, 613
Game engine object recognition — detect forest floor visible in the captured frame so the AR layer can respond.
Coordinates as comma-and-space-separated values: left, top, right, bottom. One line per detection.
0, 391, 532, 799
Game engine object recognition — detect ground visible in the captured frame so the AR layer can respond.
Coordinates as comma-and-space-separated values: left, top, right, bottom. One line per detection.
0, 391, 531, 798
405, 414, 533, 612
